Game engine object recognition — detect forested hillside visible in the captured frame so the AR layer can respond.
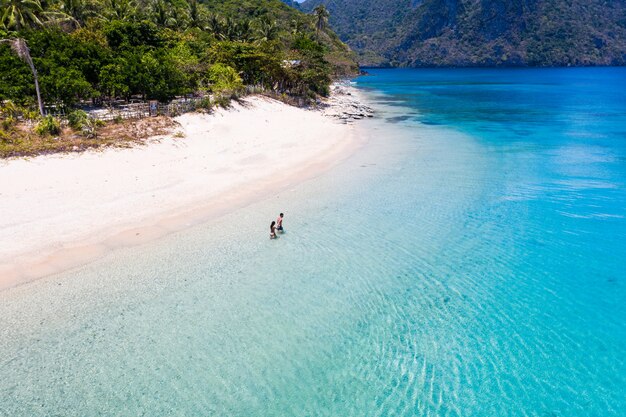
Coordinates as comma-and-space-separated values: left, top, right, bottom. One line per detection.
300, 0, 626, 67
0, 0, 357, 110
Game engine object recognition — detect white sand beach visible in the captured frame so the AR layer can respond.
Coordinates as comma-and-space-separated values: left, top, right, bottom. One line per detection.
0, 96, 359, 290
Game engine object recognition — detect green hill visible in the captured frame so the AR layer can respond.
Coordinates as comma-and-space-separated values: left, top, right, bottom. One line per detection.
300, 0, 626, 67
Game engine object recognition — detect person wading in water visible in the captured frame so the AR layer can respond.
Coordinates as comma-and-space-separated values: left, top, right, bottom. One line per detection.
276, 213, 284, 233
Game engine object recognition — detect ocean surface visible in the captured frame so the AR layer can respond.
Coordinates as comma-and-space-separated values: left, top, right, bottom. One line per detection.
1, 68, 625, 416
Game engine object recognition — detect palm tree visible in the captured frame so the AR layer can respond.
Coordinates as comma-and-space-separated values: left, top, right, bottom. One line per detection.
290, 18, 303, 35
57, 0, 100, 27
186, 0, 204, 29
1, 0, 46, 30
1, 0, 73, 30
223, 17, 252, 42
313, 4, 329, 36
0, 38, 44, 116
207, 13, 223, 38
239, 19, 253, 42
255, 18, 278, 42
101, 0, 136, 22
150, 0, 176, 27
223, 16, 237, 40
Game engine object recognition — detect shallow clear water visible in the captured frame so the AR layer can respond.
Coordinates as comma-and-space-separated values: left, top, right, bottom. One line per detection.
1, 68, 625, 416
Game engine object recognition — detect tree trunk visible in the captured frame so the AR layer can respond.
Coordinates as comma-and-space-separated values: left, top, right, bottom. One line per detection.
29, 61, 45, 116
2, 38, 46, 116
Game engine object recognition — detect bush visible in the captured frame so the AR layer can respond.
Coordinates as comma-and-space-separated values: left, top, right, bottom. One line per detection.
35, 116, 62, 136
22, 109, 40, 121
81, 117, 105, 138
1, 116, 16, 130
67, 110, 89, 130
207, 64, 244, 96
0, 128, 14, 143
213, 95, 231, 109
0, 100, 19, 119
67, 110, 105, 137
1, 101, 21, 130
197, 97, 213, 112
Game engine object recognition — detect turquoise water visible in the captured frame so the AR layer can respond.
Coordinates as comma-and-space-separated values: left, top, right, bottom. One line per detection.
1, 68, 625, 416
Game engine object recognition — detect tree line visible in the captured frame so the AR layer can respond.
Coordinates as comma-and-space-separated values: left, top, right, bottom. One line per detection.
0, 0, 353, 112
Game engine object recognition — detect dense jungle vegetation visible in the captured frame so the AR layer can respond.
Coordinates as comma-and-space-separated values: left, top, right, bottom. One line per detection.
0, 0, 357, 111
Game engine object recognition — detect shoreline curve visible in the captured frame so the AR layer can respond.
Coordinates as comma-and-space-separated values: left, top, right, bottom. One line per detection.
0, 93, 367, 291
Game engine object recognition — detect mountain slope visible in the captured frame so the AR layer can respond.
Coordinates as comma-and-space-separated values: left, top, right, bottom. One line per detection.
300, 0, 626, 67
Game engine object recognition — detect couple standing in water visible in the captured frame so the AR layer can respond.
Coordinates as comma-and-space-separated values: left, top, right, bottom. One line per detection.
270, 213, 284, 239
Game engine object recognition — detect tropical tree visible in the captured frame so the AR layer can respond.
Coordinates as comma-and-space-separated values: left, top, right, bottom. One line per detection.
313, 4, 329, 36
0, 0, 353, 113
237, 19, 252, 42
149, 0, 176, 28
0, 99, 19, 118
41, 66, 93, 107
255, 18, 278, 42
207, 13, 222, 38
99, 61, 129, 99
206, 63, 243, 95
0, 37, 44, 115
101, 0, 136, 22
290, 18, 303, 35
1, 0, 75, 31
57, 0, 100, 27
186, 0, 204, 29
220, 17, 253, 42
1, 0, 46, 30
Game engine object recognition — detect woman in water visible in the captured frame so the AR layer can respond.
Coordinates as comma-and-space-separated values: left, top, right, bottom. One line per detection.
270, 221, 277, 239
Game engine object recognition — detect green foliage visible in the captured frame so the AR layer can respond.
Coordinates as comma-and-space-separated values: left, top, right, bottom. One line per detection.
99, 62, 129, 99
80, 116, 105, 138
196, 96, 213, 111
103, 20, 163, 49
22, 108, 39, 120
140, 50, 188, 101
207, 63, 244, 95
67, 109, 103, 137
0, 126, 15, 143
0, 0, 357, 111
1, 116, 16, 130
1, 101, 19, 131
1, 0, 46, 31
290, 33, 331, 97
212, 94, 231, 108
67, 109, 88, 129
255, 17, 279, 42
293, 33, 325, 55
1, 100, 39, 127
0, 100, 20, 119
34, 115, 61, 136
0, 45, 34, 104
41, 67, 94, 106
313, 4, 329, 35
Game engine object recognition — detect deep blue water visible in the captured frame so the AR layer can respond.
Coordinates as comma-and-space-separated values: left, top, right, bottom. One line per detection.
1, 68, 625, 416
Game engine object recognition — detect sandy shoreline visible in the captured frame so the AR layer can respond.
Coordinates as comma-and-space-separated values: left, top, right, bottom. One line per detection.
0, 91, 367, 290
